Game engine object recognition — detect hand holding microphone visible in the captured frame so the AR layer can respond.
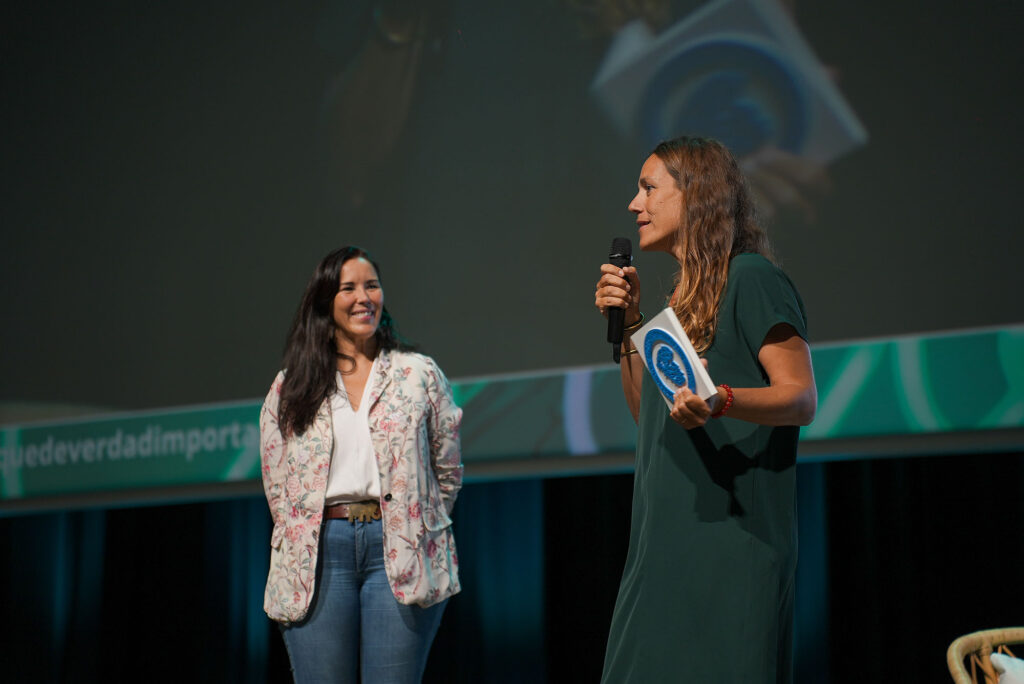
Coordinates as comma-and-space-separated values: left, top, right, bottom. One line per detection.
595, 238, 642, 363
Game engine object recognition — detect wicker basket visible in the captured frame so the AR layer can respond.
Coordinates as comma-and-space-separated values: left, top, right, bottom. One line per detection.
948, 627, 1024, 684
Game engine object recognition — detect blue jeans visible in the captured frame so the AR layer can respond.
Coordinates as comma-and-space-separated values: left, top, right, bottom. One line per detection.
281, 518, 447, 684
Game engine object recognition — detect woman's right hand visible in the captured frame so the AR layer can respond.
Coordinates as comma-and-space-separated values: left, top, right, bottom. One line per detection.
595, 264, 641, 325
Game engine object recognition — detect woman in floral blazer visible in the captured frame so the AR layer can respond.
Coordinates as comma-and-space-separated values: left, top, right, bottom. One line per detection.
260, 246, 462, 683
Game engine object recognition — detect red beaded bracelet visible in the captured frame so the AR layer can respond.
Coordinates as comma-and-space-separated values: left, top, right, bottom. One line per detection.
711, 384, 733, 418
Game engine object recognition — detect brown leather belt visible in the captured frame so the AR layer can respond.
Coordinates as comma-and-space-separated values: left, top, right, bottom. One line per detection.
324, 500, 382, 523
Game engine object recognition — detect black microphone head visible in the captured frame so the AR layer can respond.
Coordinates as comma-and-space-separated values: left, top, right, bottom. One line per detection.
609, 237, 632, 267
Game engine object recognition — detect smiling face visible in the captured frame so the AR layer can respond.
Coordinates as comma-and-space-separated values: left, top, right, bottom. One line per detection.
332, 256, 383, 351
628, 154, 686, 257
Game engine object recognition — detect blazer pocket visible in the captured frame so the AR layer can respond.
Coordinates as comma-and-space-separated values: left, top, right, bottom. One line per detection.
423, 508, 453, 532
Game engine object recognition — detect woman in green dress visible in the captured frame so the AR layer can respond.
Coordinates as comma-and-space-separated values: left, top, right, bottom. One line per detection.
594, 136, 817, 683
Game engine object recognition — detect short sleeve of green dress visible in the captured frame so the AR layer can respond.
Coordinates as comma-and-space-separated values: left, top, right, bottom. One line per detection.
601, 254, 808, 684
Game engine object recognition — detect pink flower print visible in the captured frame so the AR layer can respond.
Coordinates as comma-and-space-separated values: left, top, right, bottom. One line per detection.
286, 524, 305, 544
426, 539, 437, 558
388, 548, 399, 561
401, 367, 412, 379
390, 475, 408, 495
312, 476, 326, 492
310, 512, 323, 527
408, 502, 421, 519
293, 592, 301, 604
393, 589, 405, 601
285, 477, 302, 500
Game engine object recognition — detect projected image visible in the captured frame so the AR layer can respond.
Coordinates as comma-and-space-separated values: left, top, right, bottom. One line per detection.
316, 0, 860, 220
0, 0, 1019, 410
317, 0, 454, 210
590, 0, 865, 221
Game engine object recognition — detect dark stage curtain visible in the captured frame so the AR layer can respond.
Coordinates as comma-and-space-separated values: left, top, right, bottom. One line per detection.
824, 450, 1024, 683
1, 451, 1021, 682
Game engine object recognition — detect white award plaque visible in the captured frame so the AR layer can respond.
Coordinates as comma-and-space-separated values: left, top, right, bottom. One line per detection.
632, 307, 717, 410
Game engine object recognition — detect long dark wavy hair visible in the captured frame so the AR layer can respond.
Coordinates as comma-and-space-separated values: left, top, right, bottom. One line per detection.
278, 246, 413, 437
652, 136, 774, 352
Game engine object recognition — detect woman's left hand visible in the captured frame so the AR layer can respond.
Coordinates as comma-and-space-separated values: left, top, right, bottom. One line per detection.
668, 358, 722, 430
669, 357, 722, 429
669, 386, 724, 430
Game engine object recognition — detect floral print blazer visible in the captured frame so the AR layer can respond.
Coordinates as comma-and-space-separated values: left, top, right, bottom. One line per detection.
260, 350, 463, 623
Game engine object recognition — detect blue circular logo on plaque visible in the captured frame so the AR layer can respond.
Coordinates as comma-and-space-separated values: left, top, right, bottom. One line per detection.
643, 328, 697, 403
638, 39, 808, 156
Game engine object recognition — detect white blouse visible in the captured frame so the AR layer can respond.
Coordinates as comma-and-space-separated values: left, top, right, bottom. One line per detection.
324, 360, 381, 503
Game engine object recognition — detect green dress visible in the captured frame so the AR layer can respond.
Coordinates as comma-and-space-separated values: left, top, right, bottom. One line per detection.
601, 254, 808, 683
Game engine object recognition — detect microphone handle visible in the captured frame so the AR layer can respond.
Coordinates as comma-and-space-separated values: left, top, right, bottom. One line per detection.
607, 254, 631, 363
610, 308, 624, 363
607, 307, 625, 345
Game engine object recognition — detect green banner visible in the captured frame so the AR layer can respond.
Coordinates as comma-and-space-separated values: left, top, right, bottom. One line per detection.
805, 326, 1024, 438
1, 403, 259, 500
2, 325, 1021, 503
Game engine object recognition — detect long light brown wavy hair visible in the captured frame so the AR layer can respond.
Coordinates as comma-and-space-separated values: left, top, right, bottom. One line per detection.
652, 136, 774, 353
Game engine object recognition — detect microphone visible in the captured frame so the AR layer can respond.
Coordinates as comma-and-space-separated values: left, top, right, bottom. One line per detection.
607, 237, 633, 363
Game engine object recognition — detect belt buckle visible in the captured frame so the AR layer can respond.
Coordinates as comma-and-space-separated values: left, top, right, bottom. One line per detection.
346, 501, 381, 523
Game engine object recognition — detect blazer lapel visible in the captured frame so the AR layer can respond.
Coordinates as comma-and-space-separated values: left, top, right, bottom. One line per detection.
365, 349, 393, 412
311, 391, 333, 453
